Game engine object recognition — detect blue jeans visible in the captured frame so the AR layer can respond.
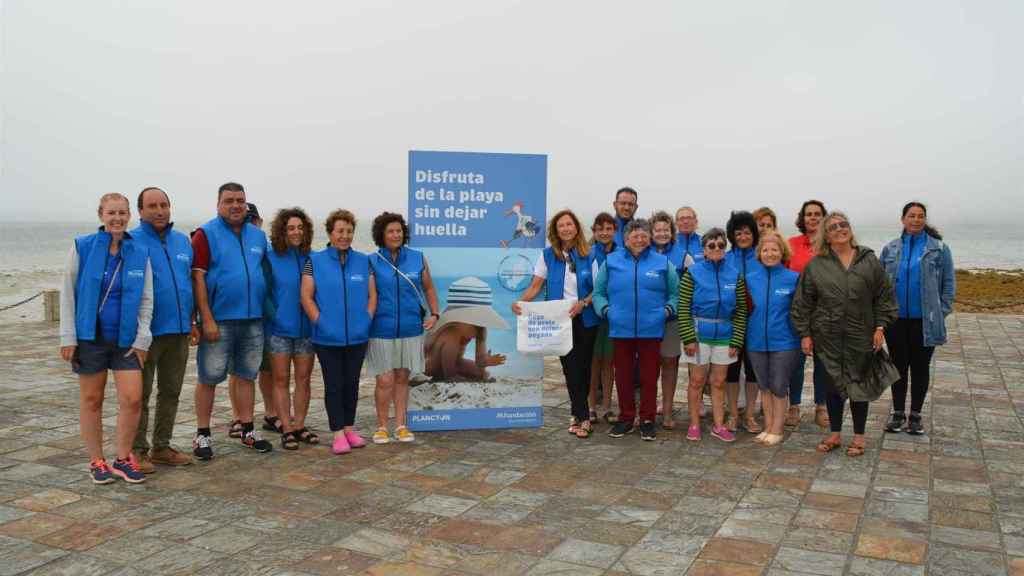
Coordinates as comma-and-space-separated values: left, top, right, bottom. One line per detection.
788, 354, 826, 406
198, 319, 264, 385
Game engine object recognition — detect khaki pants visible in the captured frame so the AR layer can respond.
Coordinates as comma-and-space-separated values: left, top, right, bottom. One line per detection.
133, 334, 190, 452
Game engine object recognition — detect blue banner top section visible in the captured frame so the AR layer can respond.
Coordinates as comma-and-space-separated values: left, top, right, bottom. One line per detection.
409, 150, 547, 249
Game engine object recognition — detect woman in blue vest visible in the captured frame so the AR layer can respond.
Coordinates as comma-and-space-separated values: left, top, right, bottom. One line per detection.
266, 208, 315, 450
59, 193, 153, 485
513, 209, 601, 438
300, 209, 377, 455
880, 202, 955, 435
745, 231, 801, 446
588, 212, 618, 424
593, 219, 678, 441
368, 212, 440, 445
651, 211, 685, 429
678, 228, 748, 443
724, 211, 762, 435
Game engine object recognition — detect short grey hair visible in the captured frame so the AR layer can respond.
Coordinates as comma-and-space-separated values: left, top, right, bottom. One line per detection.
623, 218, 652, 238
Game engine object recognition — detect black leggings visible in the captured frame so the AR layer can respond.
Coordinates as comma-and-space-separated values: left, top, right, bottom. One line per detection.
559, 316, 597, 422
818, 356, 868, 435
885, 318, 935, 414
315, 343, 367, 431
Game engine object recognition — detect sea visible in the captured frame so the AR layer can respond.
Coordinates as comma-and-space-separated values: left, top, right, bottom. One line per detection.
2, 220, 1022, 316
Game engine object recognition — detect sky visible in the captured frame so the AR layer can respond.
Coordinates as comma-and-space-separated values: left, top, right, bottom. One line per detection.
2, 1, 1022, 230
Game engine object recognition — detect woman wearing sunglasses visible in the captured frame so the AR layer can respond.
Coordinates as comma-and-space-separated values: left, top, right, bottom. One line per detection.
678, 228, 748, 442
514, 209, 600, 438
791, 212, 897, 457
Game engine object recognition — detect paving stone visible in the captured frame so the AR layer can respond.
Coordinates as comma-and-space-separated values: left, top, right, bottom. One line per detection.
546, 538, 624, 569
771, 547, 847, 575
699, 537, 775, 566
716, 518, 787, 544
848, 556, 925, 576
782, 527, 854, 554
854, 533, 928, 565
928, 542, 1007, 576
0, 534, 68, 576
792, 508, 860, 532
613, 547, 696, 575
686, 560, 764, 575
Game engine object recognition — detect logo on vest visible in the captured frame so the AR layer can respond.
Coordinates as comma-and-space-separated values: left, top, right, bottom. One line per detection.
249, 247, 263, 255
350, 274, 365, 282
774, 288, 792, 296
645, 269, 663, 279
176, 253, 190, 263
127, 269, 145, 278
724, 283, 737, 291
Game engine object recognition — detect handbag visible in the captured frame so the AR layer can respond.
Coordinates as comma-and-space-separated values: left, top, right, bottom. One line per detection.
853, 346, 900, 402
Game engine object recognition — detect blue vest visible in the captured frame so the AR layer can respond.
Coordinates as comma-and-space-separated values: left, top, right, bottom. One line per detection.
604, 246, 670, 339
612, 216, 631, 251
370, 247, 425, 339
74, 229, 149, 348
687, 258, 740, 343
676, 232, 703, 271
591, 241, 617, 266
200, 217, 267, 322
542, 247, 600, 328
267, 246, 312, 339
129, 221, 193, 336
656, 241, 687, 278
309, 247, 372, 346
744, 261, 800, 352
725, 246, 756, 278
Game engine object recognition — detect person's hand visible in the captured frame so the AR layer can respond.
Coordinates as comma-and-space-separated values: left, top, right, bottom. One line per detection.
684, 343, 697, 356
568, 301, 585, 318
128, 348, 147, 366
60, 345, 76, 362
665, 307, 672, 319
872, 328, 885, 352
485, 351, 506, 367
190, 325, 200, 346
728, 347, 738, 358
801, 336, 814, 356
511, 302, 522, 316
202, 319, 220, 343
423, 315, 438, 331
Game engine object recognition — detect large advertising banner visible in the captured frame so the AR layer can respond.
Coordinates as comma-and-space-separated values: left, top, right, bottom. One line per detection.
407, 150, 547, 431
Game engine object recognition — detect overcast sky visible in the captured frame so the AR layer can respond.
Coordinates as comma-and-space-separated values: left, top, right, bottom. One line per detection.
2, 1, 1022, 229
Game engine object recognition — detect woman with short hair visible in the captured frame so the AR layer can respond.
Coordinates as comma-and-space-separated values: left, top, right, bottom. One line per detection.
651, 211, 684, 429
724, 211, 761, 434
265, 207, 316, 450
588, 212, 618, 423
753, 207, 777, 234
791, 212, 897, 457
879, 202, 954, 435
60, 193, 154, 484
514, 209, 600, 437
301, 209, 377, 454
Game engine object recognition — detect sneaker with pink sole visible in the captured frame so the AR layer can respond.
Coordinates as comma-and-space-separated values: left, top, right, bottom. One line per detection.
686, 425, 702, 441
711, 424, 736, 443
332, 435, 351, 455
344, 431, 366, 449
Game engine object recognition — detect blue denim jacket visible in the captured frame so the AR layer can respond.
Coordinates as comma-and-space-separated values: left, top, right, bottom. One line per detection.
880, 233, 955, 346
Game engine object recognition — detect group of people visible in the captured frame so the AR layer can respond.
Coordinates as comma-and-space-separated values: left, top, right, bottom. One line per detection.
60, 183, 443, 484
513, 187, 955, 459
59, 182, 955, 485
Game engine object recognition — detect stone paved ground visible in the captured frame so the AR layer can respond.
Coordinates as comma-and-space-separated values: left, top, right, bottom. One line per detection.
0, 314, 1022, 575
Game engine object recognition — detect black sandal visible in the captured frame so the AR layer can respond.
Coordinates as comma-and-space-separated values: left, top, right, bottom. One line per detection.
281, 431, 299, 450
228, 420, 243, 439
262, 415, 284, 434
295, 427, 320, 445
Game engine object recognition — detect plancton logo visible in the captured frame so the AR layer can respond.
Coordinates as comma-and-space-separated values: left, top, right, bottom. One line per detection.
411, 414, 451, 422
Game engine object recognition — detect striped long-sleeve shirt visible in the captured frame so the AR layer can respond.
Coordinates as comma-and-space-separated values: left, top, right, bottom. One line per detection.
677, 270, 747, 348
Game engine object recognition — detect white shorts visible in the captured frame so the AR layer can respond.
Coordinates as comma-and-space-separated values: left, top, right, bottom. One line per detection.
683, 342, 737, 366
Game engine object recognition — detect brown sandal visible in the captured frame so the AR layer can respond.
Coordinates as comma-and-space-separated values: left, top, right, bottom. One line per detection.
817, 437, 842, 453
568, 418, 580, 435
575, 421, 592, 439
846, 441, 865, 458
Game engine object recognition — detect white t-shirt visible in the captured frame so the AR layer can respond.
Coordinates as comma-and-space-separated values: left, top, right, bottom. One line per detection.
533, 252, 599, 301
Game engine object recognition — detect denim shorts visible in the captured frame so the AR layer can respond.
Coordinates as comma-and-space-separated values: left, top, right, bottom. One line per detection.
266, 334, 314, 356
73, 338, 142, 374
197, 319, 264, 385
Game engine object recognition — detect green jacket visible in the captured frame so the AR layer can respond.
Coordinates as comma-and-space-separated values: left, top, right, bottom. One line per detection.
791, 246, 898, 401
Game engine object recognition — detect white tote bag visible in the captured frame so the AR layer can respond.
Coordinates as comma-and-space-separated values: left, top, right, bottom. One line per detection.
516, 299, 574, 356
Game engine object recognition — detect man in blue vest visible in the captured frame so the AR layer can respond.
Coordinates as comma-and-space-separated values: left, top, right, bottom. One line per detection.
612, 187, 638, 250
190, 182, 273, 459
129, 187, 196, 472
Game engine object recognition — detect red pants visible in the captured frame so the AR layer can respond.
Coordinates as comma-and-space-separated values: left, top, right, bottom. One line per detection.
612, 338, 660, 422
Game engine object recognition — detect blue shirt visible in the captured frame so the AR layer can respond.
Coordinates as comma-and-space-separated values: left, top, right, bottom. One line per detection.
896, 231, 925, 319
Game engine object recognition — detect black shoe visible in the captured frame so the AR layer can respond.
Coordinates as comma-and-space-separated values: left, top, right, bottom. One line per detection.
639, 420, 656, 441
242, 430, 273, 453
885, 411, 906, 433
192, 433, 213, 460
906, 412, 925, 435
608, 420, 634, 438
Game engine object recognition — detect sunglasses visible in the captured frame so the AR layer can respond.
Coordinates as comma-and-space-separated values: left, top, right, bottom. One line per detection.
705, 240, 727, 250
826, 221, 851, 233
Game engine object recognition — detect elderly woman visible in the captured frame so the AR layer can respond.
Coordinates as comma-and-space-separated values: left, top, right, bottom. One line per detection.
368, 212, 440, 445
651, 211, 685, 429
301, 209, 377, 454
880, 202, 954, 435
60, 193, 153, 484
791, 212, 898, 457
679, 228, 748, 442
593, 219, 678, 441
514, 209, 600, 438
787, 200, 830, 428
745, 231, 801, 445
265, 208, 315, 450
724, 211, 761, 434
